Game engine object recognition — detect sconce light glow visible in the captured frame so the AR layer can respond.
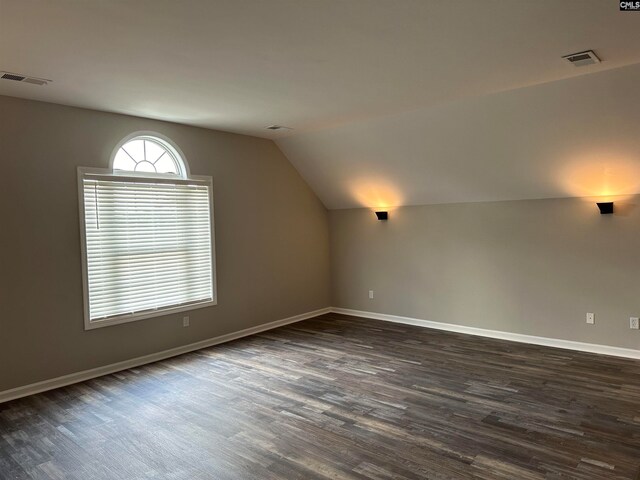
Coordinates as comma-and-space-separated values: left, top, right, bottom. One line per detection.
559, 155, 640, 200
350, 179, 403, 211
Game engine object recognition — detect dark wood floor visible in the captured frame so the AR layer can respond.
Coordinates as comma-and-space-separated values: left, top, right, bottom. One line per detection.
1, 313, 640, 480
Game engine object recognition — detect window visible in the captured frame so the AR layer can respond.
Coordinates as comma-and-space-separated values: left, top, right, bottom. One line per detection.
78, 133, 216, 329
112, 136, 183, 175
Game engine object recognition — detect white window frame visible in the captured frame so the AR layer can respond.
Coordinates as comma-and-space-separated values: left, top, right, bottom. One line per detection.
78, 132, 217, 330
110, 131, 191, 178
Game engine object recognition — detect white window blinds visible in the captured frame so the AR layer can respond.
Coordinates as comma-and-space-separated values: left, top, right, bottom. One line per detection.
81, 174, 214, 323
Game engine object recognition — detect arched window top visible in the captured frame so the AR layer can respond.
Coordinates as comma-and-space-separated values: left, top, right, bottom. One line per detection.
111, 133, 189, 178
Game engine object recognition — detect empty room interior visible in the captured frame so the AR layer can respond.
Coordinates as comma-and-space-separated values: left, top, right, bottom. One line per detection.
2, 1, 640, 479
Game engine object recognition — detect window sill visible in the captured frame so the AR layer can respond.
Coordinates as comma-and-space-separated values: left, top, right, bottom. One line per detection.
84, 299, 217, 330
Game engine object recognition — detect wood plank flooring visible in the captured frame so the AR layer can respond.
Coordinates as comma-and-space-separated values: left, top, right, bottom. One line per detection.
1, 313, 640, 479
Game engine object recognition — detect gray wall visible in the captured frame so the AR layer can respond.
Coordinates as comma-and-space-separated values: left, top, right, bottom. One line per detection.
0, 96, 330, 392
330, 198, 640, 350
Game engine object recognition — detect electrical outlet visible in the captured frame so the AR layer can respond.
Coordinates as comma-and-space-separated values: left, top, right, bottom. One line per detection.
368, 290, 374, 299
586, 312, 595, 325
182, 316, 190, 327
630, 317, 639, 330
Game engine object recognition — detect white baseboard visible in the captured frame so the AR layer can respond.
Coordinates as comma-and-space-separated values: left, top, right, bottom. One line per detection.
5, 306, 637, 404
331, 307, 640, 360
0, 307, 331, 404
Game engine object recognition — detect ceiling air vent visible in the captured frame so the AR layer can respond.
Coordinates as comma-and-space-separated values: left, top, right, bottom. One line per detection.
266, 125, 293, 131
1, 71, 51, 86
2, 73, 25, 81
562, 50, 600, 67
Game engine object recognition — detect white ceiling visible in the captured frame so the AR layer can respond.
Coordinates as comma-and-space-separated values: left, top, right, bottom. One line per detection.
279, 63, 640, 208
2, 1, 640, 208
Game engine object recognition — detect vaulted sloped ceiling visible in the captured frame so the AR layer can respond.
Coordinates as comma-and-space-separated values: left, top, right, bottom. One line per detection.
2, 0, 640, 208
278, 63, 640, 209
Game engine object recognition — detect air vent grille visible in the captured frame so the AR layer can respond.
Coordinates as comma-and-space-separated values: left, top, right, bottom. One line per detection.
0, 71, 51, 85
562, 50, 600, 67
266, 125, 293, 131
568, 53, 591, 63
2, 73, 26, 81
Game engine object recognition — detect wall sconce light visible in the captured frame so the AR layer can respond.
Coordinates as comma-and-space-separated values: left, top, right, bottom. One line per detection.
375, 211, 388, 220
596, 202, 614, 215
